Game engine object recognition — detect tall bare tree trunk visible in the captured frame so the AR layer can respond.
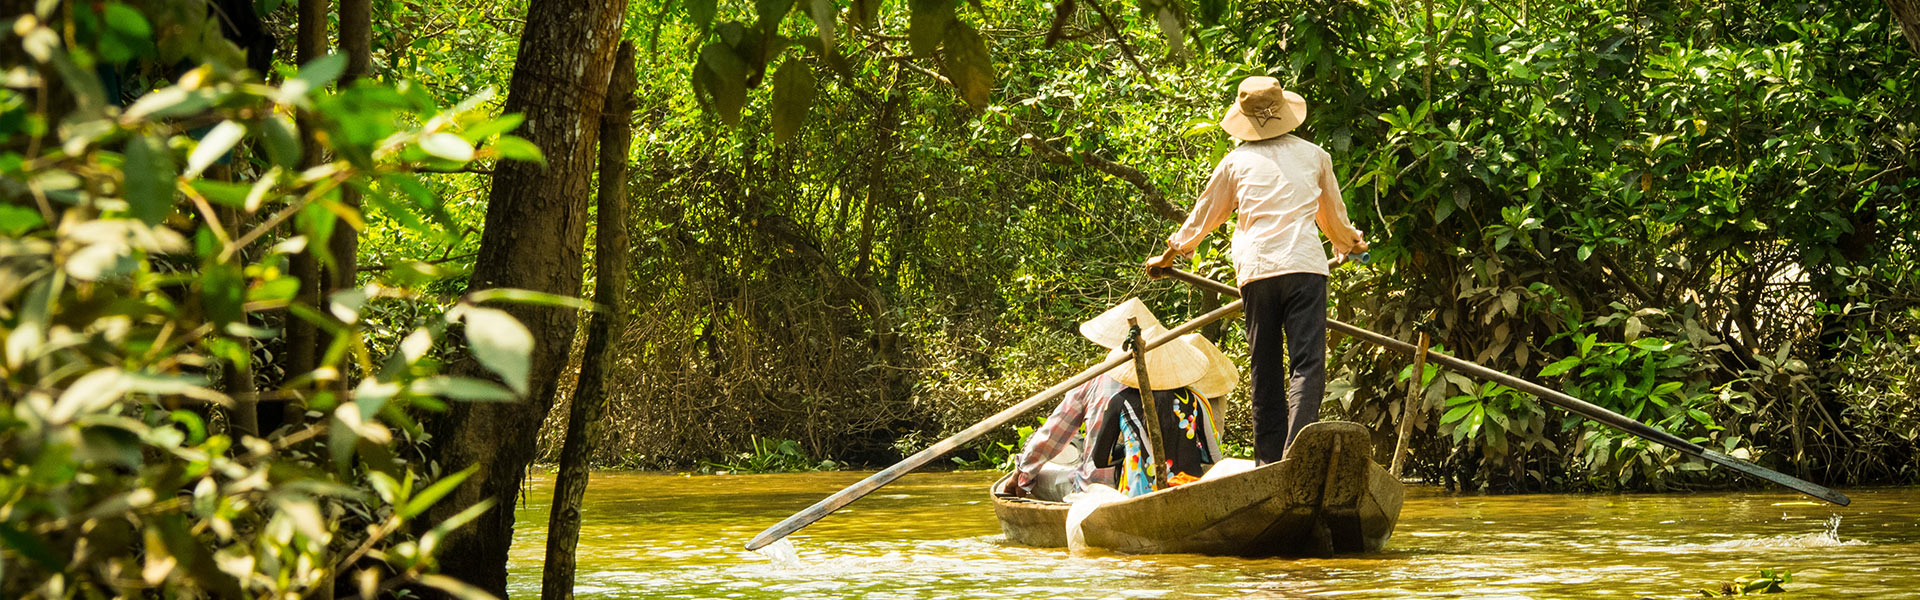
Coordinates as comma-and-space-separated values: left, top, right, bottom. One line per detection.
540, 42, 636, 600
420, 0, 630, 596
1891, 0, 1920, 54
322, 0, 371, 394
282, 0, 330, 429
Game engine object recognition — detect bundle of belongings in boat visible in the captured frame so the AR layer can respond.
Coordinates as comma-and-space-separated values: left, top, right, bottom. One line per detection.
1008, 298, 1254, 502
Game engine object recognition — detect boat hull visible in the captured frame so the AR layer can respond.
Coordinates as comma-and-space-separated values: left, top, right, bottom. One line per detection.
991, 421, 1403, 557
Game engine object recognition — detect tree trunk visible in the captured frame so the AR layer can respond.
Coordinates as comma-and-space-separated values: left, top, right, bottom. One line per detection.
419, 0, 629, 596
540, 41, 636, 600
281, 0, 330, 430
323, 0, 371, 393
1891, 0, 1920, 54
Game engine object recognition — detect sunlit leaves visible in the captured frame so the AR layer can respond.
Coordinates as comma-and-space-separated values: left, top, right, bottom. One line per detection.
454, 306, 533, 395
420, 132, 476, 162
488, 135, 544, 165
185, 120, 244, 178
277, 53, 347, 105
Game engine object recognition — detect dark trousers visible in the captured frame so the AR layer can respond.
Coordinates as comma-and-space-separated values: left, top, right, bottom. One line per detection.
1242, 273, 1328, 464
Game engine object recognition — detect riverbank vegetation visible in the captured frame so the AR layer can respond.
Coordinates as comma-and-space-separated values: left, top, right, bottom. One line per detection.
3, 0, 1917, 596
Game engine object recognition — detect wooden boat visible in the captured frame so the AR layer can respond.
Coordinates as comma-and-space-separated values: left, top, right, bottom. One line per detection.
991, 421, 1404, 557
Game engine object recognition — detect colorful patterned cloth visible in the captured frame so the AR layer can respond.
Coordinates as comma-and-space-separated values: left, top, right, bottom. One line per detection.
1112, 388, 1219, 496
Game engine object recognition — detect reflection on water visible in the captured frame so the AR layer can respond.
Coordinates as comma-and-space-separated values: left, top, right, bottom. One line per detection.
507, 471, 1920, 599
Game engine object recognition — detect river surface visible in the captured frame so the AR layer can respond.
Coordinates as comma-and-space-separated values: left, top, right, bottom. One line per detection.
506, 471, 1918, 599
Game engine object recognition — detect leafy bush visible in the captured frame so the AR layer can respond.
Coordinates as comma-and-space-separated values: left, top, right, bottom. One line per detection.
0, 3, 548, 596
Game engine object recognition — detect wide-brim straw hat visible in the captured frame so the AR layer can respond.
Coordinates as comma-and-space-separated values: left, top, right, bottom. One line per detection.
1182, 333, 1239, 399
1101, 324, 1209, 391
1078, 298, 1166, 349
1220, 76, 1307, 142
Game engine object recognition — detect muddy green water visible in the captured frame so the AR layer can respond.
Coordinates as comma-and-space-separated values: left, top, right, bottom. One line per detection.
506, 471, 1919, 599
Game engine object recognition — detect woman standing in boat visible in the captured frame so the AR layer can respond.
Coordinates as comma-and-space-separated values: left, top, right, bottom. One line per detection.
1146, 76, 1369, 464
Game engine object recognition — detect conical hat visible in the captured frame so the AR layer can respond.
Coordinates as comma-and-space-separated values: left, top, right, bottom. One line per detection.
1103, 324, 1209, 390
1182, 333, 1239, 398
1079, 298, 1165, 349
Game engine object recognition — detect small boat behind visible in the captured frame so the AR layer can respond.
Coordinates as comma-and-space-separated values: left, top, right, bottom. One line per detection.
991, 421, 1403, 557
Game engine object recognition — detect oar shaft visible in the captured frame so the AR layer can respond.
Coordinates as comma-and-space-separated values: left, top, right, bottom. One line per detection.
744, 299, 1249, 550
1150, 267, 1850, 507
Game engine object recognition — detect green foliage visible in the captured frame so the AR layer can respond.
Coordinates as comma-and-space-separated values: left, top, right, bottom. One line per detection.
951, 416, 1045, 471
1700, 568, 1793, 596
700, 437, 841, 473
0, 2, 550, 596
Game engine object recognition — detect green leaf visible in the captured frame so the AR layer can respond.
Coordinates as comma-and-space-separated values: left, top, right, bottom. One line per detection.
278, 53, 347, 104
489, 135, 544, 165
460, 113, 525, 143
1538, 356, 1580, 377
0, 203, 45, 236
122, 87, 213, 122
459, 307, 533, 395
1441, 403, 1473, 425
297, 198, 337, 270
122, 135, 174, 225
756, 0, 796, 24
200, 261, 244, 326
687, 0, 717, 29
852, 0, 884, 26
942, 20, 992, 109
409, 376, 519, 402
770, 59, 815, 143
260, 114, 301, 168
403, 465, 478, 519
908, 0, 954, 57
700, 43, 749, 126
809, 0, 838, 55
466, 288, 598, 311
0, 524, 65, 572
102, 3, 152, 38
417, 499, 494, 563
420, 132, 475, 162
185, 120, 245, 178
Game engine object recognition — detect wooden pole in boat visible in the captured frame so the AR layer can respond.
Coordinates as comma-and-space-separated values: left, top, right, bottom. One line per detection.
1126, 318, 1171, 490
745, 299, 1250, 551
1388, 331, 1430, 478
1147, 266, 1852, 507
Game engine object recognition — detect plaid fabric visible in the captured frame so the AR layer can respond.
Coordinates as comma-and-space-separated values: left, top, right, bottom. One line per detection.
1013, 375, 1125, 495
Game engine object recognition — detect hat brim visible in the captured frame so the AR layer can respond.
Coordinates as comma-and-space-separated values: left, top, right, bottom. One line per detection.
1105, 333, 1210, 391
1220, 90, 1307, 142
1182, 333, 1239, 398
1079, 298, 1165, 349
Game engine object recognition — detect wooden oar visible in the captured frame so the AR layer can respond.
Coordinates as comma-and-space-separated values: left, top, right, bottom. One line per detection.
1125, 317, 1171, 489
744, 299, 1250, 551
1149, 266, 1851, 507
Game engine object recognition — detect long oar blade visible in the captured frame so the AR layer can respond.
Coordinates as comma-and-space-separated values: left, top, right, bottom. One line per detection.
1151, 267, 1850, 507
744, 300, 1249, 550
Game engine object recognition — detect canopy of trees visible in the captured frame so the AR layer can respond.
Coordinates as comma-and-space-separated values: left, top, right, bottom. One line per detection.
2, 0, 1915, 597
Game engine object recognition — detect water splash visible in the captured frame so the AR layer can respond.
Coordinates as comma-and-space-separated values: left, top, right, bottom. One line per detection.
1701, 515, 1865, 550
755, 538, 804, 568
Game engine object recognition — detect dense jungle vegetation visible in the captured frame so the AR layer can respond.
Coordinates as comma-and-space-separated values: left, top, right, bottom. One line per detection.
2, 0, 1916, 596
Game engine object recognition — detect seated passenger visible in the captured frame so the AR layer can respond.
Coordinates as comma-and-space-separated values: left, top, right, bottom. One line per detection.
1005, 299, 1239, 500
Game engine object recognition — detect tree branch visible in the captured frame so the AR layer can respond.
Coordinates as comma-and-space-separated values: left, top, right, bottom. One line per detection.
895, 58, 1185, 224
